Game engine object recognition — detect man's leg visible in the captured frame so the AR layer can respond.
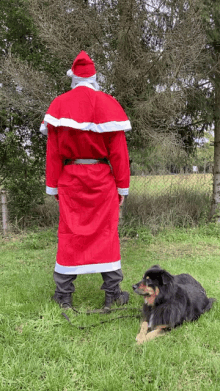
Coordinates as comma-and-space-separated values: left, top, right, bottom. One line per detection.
101, 270, 129, 309
52, 271, 77, 308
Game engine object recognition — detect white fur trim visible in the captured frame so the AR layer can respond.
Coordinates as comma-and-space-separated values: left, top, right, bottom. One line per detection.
44, 114, 131, 133
67, 69, 73, 77
71, 75, 99, 90
74, 81, 96, 91
40, 122, 48, 135
118, 188, 129, 196
54, 260, 121, 274
46, 186, 58, 195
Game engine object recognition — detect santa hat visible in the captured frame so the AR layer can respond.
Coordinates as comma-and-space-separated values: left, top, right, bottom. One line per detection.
67, 51, 99, 90
68, 51, 96, 77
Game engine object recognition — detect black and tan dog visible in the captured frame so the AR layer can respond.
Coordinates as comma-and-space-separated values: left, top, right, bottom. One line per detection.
133, 265, 216, 344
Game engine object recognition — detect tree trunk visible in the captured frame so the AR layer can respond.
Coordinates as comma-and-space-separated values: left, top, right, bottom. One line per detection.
210, 73, 220, 220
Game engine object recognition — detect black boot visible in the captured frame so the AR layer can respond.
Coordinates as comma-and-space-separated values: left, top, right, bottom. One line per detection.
52, 293, 72, 309
104, 291, 129, 310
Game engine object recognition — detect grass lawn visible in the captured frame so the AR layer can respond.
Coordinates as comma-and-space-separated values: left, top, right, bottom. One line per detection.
0, 225, 220, 391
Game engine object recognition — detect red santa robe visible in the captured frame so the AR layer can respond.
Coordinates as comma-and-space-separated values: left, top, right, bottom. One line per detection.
41, 81, 131, 275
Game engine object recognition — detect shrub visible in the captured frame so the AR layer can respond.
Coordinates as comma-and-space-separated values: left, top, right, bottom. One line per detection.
122, 186, 211, 235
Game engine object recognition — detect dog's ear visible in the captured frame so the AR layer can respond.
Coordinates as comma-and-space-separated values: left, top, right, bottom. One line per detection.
161, 270, 173, 285
151, 264, 161, 269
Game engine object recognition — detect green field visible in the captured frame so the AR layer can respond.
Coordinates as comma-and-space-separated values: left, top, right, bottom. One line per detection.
0, 226, 220, 390
130, 173, 212, 195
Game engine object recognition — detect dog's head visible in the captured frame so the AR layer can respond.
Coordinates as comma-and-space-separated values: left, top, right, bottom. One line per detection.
132, 265, 173, 305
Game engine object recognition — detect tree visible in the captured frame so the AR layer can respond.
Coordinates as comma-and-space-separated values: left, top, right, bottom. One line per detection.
192, 131, 214, 173
2, 0, 208, 142
0, 0, 50, 226
199, 1, 220, 218
1, 0, 217, 224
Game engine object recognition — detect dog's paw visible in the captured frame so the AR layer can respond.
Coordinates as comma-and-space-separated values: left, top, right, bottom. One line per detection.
145, 328, 166, 341
136, 333, 146, 345
136, 321, 149, 345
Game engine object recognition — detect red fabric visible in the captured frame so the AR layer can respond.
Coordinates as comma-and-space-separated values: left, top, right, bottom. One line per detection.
71, 50, 96, 77
44, 83, 130, 273
46, 125, 130, 271
44, 86, 130, 130
46, 126, 130, 191
57, 164, 120, 268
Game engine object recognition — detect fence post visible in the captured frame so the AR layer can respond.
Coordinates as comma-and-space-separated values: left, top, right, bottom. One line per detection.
1, 190, 8, 235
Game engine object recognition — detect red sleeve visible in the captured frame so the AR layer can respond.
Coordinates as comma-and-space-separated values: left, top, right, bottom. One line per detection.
108, 131, 130, 195
45, 124, 63, 195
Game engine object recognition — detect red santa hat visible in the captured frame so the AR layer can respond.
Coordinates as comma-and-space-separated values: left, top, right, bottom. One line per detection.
67, 51, 96, 78
71, 51, 96, 77
67, 51, 99, 90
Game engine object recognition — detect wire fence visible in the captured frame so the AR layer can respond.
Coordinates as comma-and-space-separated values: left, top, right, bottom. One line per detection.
130, 172, 212, 196
0, 173, 213, 235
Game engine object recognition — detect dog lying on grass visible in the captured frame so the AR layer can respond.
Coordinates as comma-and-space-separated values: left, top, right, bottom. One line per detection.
133, 265, 216, 344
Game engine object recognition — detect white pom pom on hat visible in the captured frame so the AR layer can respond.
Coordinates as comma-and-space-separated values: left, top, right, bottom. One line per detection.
67, 69, 73, 77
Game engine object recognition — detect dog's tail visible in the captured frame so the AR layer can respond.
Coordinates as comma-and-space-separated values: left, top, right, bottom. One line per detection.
204, 298, 217, 312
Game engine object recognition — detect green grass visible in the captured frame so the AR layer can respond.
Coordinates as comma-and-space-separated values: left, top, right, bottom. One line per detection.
0, 226, 220, 390
130, 173, 212, 195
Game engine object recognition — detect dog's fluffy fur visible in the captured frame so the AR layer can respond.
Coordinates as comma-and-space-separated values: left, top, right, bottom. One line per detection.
133, 265, 216, 343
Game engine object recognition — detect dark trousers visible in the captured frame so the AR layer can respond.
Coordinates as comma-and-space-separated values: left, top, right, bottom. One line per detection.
53, 270, 123, 296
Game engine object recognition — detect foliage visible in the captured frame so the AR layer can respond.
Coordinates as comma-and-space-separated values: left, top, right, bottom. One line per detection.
1, 129, 45, 227
199, 1, 220, 217
193, 131, 214, 172
1, 0, 220, 222
0, 0, 48, 225
1, 0, 211, 144
130, 134, 189, 174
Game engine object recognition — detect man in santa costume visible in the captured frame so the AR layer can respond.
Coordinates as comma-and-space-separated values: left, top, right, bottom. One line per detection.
40, 51, 131, 309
